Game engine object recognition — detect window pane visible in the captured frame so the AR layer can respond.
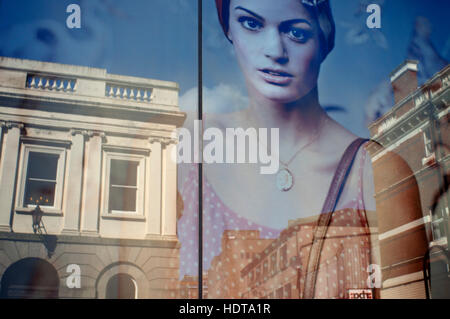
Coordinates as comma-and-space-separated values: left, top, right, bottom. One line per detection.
110, 160, 138, 187
109, 186, 137, 212
284, 283, 292, 298
106, 274, 136, 299
27, 152, 58, 181
276, 287, 283, 299
24, 180, 56, 206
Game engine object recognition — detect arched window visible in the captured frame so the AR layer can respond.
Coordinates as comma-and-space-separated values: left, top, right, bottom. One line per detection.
0, 258, 59, 299
105, 273, 137, 299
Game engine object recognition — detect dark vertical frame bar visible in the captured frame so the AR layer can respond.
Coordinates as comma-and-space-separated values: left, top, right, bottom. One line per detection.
429, 104, 450, 250
198, 0, 203, 300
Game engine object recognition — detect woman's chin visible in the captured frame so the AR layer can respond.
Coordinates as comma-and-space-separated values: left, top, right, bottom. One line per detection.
257, 87, 304, 104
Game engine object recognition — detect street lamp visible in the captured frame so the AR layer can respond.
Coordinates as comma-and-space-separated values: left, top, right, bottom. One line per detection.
32, 204, 44, 234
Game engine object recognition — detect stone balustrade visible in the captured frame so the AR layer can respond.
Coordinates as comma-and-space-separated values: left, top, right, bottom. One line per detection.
0, 56, 179, 108
26, 74, 77, 92
105, 83, 154, 102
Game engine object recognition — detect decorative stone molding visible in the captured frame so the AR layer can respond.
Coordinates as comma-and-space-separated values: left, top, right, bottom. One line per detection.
5, 122, 24, 130
443, 74, 449, 88
414, 91, 430, 107
377, 117, 398, 135
75, 130, 107, 143
102, 144, 150, 155
70, 129, 94, 145
149, 136, 178, 148
1, 121, 25, 134
70, 128, 93, 137
70, 129, 106, 143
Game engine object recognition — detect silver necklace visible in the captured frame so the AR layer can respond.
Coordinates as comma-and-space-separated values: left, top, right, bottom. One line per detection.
260, 117, 326, 192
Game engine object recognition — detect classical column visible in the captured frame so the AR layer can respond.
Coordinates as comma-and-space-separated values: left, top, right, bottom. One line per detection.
80, 132, 104, 236
62, 129, 89, 235
0, 122, 23, 231
146, 138, 162, 239
162, 139, 178, 239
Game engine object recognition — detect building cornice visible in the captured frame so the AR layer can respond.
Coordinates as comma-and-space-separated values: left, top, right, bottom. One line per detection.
0, 231, 180, 249
0, 112, 177, 141
369, 65, 449, 137
0, 89, 186, 127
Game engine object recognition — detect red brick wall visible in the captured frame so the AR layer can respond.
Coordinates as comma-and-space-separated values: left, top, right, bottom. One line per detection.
392, 70, 418, 104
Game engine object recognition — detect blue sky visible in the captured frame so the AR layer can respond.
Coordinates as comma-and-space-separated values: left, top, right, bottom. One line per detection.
0, 0, 448, 136
0, 0, 198, 93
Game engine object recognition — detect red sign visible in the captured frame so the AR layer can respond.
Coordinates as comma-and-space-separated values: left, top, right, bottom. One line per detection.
348, 289, 373, 299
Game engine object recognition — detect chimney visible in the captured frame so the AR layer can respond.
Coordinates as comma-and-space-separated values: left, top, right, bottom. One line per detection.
390, 60, 419, 104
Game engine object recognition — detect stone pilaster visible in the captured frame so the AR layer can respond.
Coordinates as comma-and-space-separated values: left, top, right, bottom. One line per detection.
162, 139, 178, 239
80, 132, 104, 236
146, 138, 163, 238
62, 129, 90, 235
0, 122, 23, 231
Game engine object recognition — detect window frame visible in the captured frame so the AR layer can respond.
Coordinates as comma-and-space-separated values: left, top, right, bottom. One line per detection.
270, 251, 278, 275
423, 128, 434, 157
101, 150, 146, 218
15, 143, 67, 215
279, 244, 288, 270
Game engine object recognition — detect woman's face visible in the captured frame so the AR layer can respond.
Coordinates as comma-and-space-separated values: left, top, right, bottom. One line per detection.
227, 0, 322, 103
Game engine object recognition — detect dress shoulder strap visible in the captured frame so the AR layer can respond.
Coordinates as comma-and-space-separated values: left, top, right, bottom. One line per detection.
303, 137, 369, 298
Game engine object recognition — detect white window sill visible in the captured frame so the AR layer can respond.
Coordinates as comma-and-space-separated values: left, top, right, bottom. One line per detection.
422, 153, 436, 166
15, 206, 63, 216
101, 213, 146, 221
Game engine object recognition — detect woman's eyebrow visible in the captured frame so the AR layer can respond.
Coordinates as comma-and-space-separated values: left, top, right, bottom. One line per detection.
234, 6, 265, 21
282, 19, 312, 27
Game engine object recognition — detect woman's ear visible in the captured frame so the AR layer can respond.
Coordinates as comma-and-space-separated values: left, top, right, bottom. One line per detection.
226, 29, 233, 44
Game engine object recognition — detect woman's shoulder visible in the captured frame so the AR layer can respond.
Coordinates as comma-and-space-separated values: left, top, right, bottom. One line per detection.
204, 109, 248, 130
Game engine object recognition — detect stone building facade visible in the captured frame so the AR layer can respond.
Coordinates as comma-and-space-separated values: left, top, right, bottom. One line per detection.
367, 61, 449, 298
0, 57, 185, 298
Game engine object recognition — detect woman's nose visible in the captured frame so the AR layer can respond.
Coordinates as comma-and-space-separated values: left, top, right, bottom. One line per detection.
263, 28, 288, 64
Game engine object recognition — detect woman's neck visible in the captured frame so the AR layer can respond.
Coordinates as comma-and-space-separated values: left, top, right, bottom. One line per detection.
244, 86, 328, 150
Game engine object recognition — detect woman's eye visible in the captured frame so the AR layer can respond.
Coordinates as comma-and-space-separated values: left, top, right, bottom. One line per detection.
238, 17, 263, 31
286, 28, 311, 43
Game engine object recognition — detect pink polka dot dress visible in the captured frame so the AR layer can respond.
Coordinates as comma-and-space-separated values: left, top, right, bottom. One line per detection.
178, 143, 375, 299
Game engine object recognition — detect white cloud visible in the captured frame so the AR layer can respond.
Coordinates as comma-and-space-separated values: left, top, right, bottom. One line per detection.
179, 83, 248, 114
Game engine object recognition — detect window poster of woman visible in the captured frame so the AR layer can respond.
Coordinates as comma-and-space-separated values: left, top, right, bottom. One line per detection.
178, 0, 450, 299
0, 0, 449, 301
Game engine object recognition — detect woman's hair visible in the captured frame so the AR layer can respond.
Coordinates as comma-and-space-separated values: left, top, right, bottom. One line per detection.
215, 0, 335, 61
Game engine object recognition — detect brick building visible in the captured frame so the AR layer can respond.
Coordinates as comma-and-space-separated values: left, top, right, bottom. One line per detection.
367, 60, 449, 298
179, 274, 208, 299
206, 230, 272, 299
0, 57, 185, 298
239, 214, 377, 299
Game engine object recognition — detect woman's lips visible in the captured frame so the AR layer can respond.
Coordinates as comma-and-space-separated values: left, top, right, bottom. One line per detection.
259, 69, 293, 85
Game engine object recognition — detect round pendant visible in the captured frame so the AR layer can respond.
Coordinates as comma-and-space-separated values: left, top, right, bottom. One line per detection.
276, 168, 294, 192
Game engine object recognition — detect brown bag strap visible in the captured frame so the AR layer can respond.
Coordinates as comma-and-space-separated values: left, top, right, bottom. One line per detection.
303, 138, 369, 299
